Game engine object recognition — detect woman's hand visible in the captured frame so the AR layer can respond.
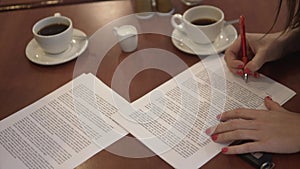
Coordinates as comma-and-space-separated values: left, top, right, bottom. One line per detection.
224, 33, 284, 77
207, 96, 300, 154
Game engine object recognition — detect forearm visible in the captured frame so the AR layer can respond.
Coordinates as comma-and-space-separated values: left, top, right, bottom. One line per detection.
276, 28, 300, 55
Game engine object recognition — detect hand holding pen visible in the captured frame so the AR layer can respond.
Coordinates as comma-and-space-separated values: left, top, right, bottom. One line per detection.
224, 16, 263, 81
239, 15, 249, 82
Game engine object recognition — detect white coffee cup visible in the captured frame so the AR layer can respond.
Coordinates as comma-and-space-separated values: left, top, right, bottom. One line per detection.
171, 5, 224, 44
113, 25, 138, 53
32, 13, 73, 54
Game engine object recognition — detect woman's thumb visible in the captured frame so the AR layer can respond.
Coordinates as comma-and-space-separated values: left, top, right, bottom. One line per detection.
245, 52, 266, 72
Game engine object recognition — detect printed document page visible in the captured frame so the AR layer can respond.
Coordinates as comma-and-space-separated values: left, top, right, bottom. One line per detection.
110, 54, 296, 169
0, 74, 128, 169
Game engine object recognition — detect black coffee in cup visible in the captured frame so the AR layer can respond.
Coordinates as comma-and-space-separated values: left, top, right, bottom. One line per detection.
191, 18, 217, 26
38, 23, 69, 36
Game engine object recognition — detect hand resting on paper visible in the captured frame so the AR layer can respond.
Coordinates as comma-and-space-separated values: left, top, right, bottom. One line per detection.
207, 96, 300, 154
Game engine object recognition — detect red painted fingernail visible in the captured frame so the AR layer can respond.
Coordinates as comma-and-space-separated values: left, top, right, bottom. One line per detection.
237, 64, 244, 69
212, 134, 218, 141
222, 147, 228, 153
244, 68, 252, 74
205, 128, 211, 135
265, 96, 272, 100
216, 114, 221, 120
236, 70, 243, 76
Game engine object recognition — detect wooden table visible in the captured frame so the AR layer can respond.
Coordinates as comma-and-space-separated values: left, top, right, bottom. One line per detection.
0, 0, 299, 168
0, 0, 106, 12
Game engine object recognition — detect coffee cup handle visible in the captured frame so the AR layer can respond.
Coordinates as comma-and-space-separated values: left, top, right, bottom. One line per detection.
113, 27, 119, 36
171, 14, 185, 32
54, 13, 61, 17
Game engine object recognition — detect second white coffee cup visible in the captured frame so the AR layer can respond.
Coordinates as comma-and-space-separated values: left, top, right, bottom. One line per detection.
171, 5, 224, 44
32, 13, 73, 54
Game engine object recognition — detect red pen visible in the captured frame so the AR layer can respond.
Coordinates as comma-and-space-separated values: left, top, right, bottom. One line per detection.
239, 15, 248, 83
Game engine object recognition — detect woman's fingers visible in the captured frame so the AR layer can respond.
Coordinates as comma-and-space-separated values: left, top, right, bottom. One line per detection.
224, 35, 262, 78
212, 129, 260, 143
224, 55, 244, 70
221, 142, 264, 154
218, 108, 259, 121
211, 119, 257, 135
225, 36, 244, 70
264, 96, 288, 112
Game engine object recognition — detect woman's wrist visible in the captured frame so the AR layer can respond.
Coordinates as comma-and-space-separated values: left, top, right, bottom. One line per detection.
275, 28, 300, 55
260, 32, 286, 62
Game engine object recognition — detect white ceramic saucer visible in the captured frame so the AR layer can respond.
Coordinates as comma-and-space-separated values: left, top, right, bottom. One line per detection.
171, 24, 237, 55
25, 29, 88, 66
136, 8, 175, 19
